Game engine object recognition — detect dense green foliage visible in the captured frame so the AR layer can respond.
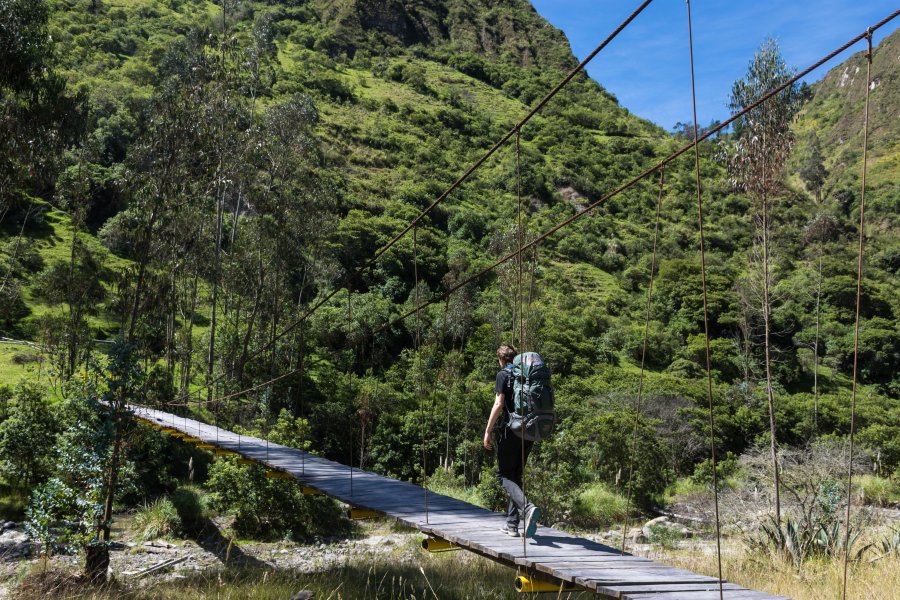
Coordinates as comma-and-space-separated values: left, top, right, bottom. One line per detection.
0, 0, 897, 559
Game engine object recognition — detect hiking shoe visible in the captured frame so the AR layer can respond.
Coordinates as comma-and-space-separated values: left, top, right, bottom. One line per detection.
500, 523, 520, 537
523, 504, 541, 538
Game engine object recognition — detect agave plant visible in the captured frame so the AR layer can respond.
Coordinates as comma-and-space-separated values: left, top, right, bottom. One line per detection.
747, 515, 872, 567
874, 527, 900, 561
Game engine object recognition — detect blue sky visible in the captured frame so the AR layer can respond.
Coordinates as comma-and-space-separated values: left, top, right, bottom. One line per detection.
530, 0, 898, 130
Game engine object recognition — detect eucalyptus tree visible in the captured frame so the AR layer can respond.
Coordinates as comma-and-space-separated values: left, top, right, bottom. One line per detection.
228, 93, 336, 413
727, 38, 801, 524
800, 212, 839, 435
799, 132, 827, 203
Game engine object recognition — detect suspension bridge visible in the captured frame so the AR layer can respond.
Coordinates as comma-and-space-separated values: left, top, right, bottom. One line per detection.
132, 405, 786, 599
129, 2, 900, 598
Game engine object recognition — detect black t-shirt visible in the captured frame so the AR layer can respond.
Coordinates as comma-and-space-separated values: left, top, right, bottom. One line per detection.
495, 365, 515, 423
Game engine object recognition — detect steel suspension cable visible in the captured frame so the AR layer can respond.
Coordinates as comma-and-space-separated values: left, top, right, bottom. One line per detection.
841, 30, 873, 600
620, 166, 665, 554
363, 0, 655, 272
363, 6, 898, 343
685, 2, 723, 597
170, 10, 900, 417
163, 0, 657, 408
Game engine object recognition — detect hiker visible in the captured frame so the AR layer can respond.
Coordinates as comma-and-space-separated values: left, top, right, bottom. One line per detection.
483, 344, 541, 538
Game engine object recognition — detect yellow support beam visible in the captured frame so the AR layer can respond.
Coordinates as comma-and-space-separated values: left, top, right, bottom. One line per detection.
515, 576, 570, 593
421, 538, 459, 553
301, 487, 323, 496
348, 508, 380, 520
197, 444, 216, 450
215, 449, 239, 457
265, 471, 294, 480
237, 458, 257, 466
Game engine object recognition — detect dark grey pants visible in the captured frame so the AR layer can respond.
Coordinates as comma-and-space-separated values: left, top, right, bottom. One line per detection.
496, 427, 534, 527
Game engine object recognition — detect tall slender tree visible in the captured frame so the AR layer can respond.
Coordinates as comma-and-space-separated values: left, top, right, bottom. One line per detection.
727, 38, 801, 524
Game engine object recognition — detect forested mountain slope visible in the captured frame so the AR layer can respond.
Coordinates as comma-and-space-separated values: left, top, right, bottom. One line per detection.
1, 0, 897, 526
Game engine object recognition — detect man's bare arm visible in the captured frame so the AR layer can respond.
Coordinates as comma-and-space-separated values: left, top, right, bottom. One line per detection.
483, 393, 505, 450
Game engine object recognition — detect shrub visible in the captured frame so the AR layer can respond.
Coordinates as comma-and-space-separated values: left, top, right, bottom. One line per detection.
475, 465, 505, 513
648, 523, 684, 549
206, 459, 349, 540
171, 486, 206, 533
571, 483, 628, 528
854, 475, 898, 507
0, 383, 61, 488
133, 497, 181, 541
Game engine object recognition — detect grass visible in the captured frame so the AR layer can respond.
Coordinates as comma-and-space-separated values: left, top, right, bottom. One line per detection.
13, 534, 900, 599
571, 483, 628, 528
15, 550, 589, 600
425, 469, 484, 508
854, 474, 900, 507
545, 260, 622, 303
132, 497, 182, 541
658, 542, 900, 600
0, 344, 37, 386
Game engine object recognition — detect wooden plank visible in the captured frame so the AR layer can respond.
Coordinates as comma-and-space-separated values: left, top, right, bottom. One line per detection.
624, 592, 787, 600
129, 406, 788, 600
590, 582, 745, 598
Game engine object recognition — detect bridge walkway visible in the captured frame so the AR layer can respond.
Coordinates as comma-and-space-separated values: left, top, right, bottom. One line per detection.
131, 405, 787, 600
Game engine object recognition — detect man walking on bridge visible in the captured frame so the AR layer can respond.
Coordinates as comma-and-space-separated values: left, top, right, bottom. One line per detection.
484, 344, 541, 538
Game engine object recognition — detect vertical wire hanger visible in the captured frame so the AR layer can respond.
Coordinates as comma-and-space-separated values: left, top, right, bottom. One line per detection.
347, 286, 354, 496
413, 224, 428, 523
841, 30, 873, 600
515, 126, 527, 556
685, 1, 724, 597
620, 165, 665, 554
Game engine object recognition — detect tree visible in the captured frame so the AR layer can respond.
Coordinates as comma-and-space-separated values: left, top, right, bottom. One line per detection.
0, 0, 83, 216
799, 132, 827, 202
0, 383, 60, 488
727, 38, 801, 525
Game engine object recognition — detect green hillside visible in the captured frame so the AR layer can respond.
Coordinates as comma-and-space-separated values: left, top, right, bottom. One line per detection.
0, 0, 898, 579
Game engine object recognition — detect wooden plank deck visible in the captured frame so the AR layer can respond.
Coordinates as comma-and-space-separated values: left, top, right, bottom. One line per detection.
131, 405, 788, 600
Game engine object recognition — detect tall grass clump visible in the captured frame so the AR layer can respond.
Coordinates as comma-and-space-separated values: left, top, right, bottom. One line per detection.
571, 483, 628, 528
171, 485, 207, 534
133, 497, 181, 541
854, 474, 899, 507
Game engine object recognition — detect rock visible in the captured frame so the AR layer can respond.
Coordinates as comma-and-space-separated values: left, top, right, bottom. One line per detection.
641, 516, 669, 539
291, 592, 315, 600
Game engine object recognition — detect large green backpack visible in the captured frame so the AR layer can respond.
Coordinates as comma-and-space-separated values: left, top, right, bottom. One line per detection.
508, 352, 555, 442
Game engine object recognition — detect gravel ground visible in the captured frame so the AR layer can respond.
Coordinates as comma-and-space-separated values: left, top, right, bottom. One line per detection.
0, 517, 419, 597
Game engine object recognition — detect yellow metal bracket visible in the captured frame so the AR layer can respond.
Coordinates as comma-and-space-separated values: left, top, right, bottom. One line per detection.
237, 458, 257, 466
265, 471, 294, 480
196, 444, 216, 450
301, 486, 323, 496
215, 449, 239, 457
421, 537, 459, 552
348, 508, 380, 520
515, 576, 570, 593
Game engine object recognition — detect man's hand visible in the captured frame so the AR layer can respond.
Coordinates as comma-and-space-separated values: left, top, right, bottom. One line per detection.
483, 430, 493, 451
